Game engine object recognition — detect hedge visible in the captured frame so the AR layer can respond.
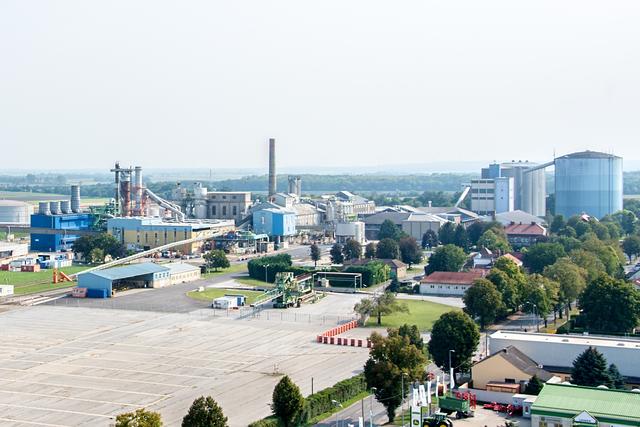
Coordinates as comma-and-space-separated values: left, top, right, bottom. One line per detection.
298, 374, 366, 423
247, 254, 294, 282
343, 261, 390, 287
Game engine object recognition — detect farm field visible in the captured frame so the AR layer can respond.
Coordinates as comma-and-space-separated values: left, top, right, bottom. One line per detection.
365, 299, 459, 331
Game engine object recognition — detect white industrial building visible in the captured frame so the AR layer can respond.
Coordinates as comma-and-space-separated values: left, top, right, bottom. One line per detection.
335, 221, 365, 244
489, 331, 640, 379
470, 177, 514, 216
0, 241, 29, 262
0, 200, 33, 225
401, 213, 448, 241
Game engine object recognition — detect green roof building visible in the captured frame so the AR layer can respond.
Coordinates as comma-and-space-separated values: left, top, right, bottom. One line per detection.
532, 383, 640, 427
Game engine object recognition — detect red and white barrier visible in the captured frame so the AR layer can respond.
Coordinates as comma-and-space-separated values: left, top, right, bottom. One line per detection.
316, 320, 371, 348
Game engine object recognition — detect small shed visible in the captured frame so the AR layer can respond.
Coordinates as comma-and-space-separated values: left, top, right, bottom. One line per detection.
77, 263, 170, 298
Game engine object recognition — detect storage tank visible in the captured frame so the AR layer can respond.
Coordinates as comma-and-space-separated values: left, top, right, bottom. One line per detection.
49, 201, 61, 215
38, 201, 50, 215
500, 161, 546, 216
0, 200, 33, 224
60, 200, 71, 214
71, 184, 81, 213
555, 151, 623, 219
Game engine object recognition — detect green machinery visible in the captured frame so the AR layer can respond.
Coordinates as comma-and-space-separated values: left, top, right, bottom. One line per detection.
251, 272, 314, 309
437, 394, 474, 419
422, 413, 453, 427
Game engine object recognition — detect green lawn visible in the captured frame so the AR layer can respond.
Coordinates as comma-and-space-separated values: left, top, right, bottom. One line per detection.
235, 276, 275, 288
201, 262, 247, 279
0, 266, 91, 295
365, 299, 459, 331
186, 288, 265, 305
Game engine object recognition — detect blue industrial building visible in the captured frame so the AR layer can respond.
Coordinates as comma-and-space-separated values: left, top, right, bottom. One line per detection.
252, 207, 296, 238
555, 151, 623, 219
77, 263, 171, 298
30, 213, 94, 252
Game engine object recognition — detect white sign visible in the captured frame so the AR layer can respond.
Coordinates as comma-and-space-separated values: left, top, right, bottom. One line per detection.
574, 411, 597, 424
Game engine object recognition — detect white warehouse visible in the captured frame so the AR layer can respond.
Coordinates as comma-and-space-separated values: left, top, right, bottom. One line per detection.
489, 331, 640, 379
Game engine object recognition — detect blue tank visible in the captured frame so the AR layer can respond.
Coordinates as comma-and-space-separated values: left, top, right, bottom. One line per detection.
555, 151, 623, 219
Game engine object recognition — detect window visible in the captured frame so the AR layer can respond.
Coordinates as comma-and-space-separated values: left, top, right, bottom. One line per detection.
504, 378, 516, 384
232, 206, 237, 216
212, 206, 216, 216
222, 206, 227, 216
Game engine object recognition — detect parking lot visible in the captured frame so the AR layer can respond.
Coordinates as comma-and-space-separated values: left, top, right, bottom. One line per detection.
0, 293, 370, 426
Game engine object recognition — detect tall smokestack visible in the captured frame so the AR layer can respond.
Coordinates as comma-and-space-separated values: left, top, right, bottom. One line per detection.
268, 138, 276, 199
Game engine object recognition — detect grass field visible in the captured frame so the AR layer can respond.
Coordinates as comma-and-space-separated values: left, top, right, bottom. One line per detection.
0, 266, 91, 295
186, 288, 265, 305
201, 262, 247, 279
0, 191, 108, 206
365, 299, 459, 331
235, 276, 275, 288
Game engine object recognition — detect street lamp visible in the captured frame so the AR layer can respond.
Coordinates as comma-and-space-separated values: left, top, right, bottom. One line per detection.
264, 264, 269, 283
527, 301, 539, 332
332, 399, 343, 427
448, 349, 456, 391
369, 387, 377, 427
401, 373, 408, 427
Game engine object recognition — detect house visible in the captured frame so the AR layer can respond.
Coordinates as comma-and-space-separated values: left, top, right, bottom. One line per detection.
471, 346, 557, 392
472, 247, 496, 269
531, 383, 640, 427
419, 270, 487, 296
499, 253, 524, 267
504, 222, 548, 249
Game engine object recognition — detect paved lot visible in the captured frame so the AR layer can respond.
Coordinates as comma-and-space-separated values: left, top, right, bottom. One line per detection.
0, 294, 370, 427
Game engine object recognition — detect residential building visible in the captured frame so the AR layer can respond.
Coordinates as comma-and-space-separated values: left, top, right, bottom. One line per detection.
499, 253, 524, 267
531, 383, 640, 427
489, 331, 640, 380
472, 248, 496, 269
471, 346, 557, 391
504, 222, 548, 249
419, 270, 487, 296
344, 258, 407, 280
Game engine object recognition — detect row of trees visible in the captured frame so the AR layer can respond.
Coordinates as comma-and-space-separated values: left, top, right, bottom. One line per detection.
115, 396, 228, 427
73, 233, 127, 264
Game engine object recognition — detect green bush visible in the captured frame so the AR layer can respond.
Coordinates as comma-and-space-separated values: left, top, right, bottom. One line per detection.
298, 374, 366, 423
248, 254, 293, 282
248, 417, 282, 427
343, 261, 390, 287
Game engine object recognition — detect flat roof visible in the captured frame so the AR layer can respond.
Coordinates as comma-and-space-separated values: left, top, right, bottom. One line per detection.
490, 330, 640, 350
533, 383, 640, 419
163, 263, 200, 274
79, 263, 168, 280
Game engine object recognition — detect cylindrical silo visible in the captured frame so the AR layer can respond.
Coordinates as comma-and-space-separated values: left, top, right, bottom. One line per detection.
39, 201, 50, 215
0, 200, 33, 224
60, 200, 71, 214
49, 201, 61, 215
555, 151, 623, 219
71, 184, 81, 213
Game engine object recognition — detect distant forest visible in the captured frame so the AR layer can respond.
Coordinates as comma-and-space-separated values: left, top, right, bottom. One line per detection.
2, 171, 640, 200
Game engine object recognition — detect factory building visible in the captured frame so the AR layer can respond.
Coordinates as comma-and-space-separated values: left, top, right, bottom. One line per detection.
489, 331, 640, 380
401, 213, 448, 242
555, 151, 623, 219
106, 217, 235, 255
252, 207, 296, 239
0, 241, 29, 262
0, 200, 33, 225
475, 161, 546, 217
77, 262, 200, 297
173, 183, 252, 224
30, 210, 94, 253
335, 221, 365, 245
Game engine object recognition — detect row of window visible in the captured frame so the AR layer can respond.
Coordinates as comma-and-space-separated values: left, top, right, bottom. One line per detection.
136, 230, 189, 243
210, 206, 238, 216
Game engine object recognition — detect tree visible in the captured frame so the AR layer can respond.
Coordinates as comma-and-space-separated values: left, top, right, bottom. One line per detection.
522, 243, 566, 274
421, 229, 438, 249
453, 225, 470, 251
376, 238, 399, 260
116, 409, 163, 427
398, 237, 422, 267
607, 364, 625, 389
398, 323, 424, 350
521, 274, 559, 328
182, 396, 228, 427
330, 243, 344, 264
271, 376, 304, 427
425, 244, 466, 274
364, 328, 428, 422
523, 375, 544, 395
477, 229, 511, 253
611, 210, 637, 235
73, 233, 127, 261
342, 239, 362, 260
486, 269, 518, 314
543, 258, 587, 318
309, 243, 321, 267
463, 279, 503, 329
378, 219, 403, 241
354, 292, 409, 326
622, 235, 640, 261
569, 249, 607, 282
549, 215, 566, 234
428, 311, 480, 373
89, 247, 105, 264
571, 347, 611, 387
437, 222, 456, 245
203, 250, 230, 271
579, 274, 640, 333
364, 242, 377, 259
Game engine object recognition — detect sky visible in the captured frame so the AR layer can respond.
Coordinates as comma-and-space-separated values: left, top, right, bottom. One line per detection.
2, 1, 640, 171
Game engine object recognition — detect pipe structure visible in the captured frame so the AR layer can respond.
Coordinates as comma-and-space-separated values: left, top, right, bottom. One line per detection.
268, 138, 276, 199
134, 166, 143, 215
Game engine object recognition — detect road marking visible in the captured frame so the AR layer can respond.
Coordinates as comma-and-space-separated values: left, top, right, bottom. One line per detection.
0, 417, 69, 427
0, 403, 114, 419
0, 389, 141, 407
0, 378, 165, 397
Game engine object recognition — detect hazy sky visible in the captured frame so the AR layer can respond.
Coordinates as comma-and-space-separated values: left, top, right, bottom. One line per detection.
2, 1, 639, 170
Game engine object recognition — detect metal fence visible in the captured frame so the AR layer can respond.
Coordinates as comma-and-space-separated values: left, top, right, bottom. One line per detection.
46, 297, 356, 326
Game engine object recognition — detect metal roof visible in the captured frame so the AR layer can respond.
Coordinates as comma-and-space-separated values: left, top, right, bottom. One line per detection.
489, 330, 640, 350
533, 383, 640, 419
556, 150, 621, 160
79, 263, 169, 280
164, 263, 200, 274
